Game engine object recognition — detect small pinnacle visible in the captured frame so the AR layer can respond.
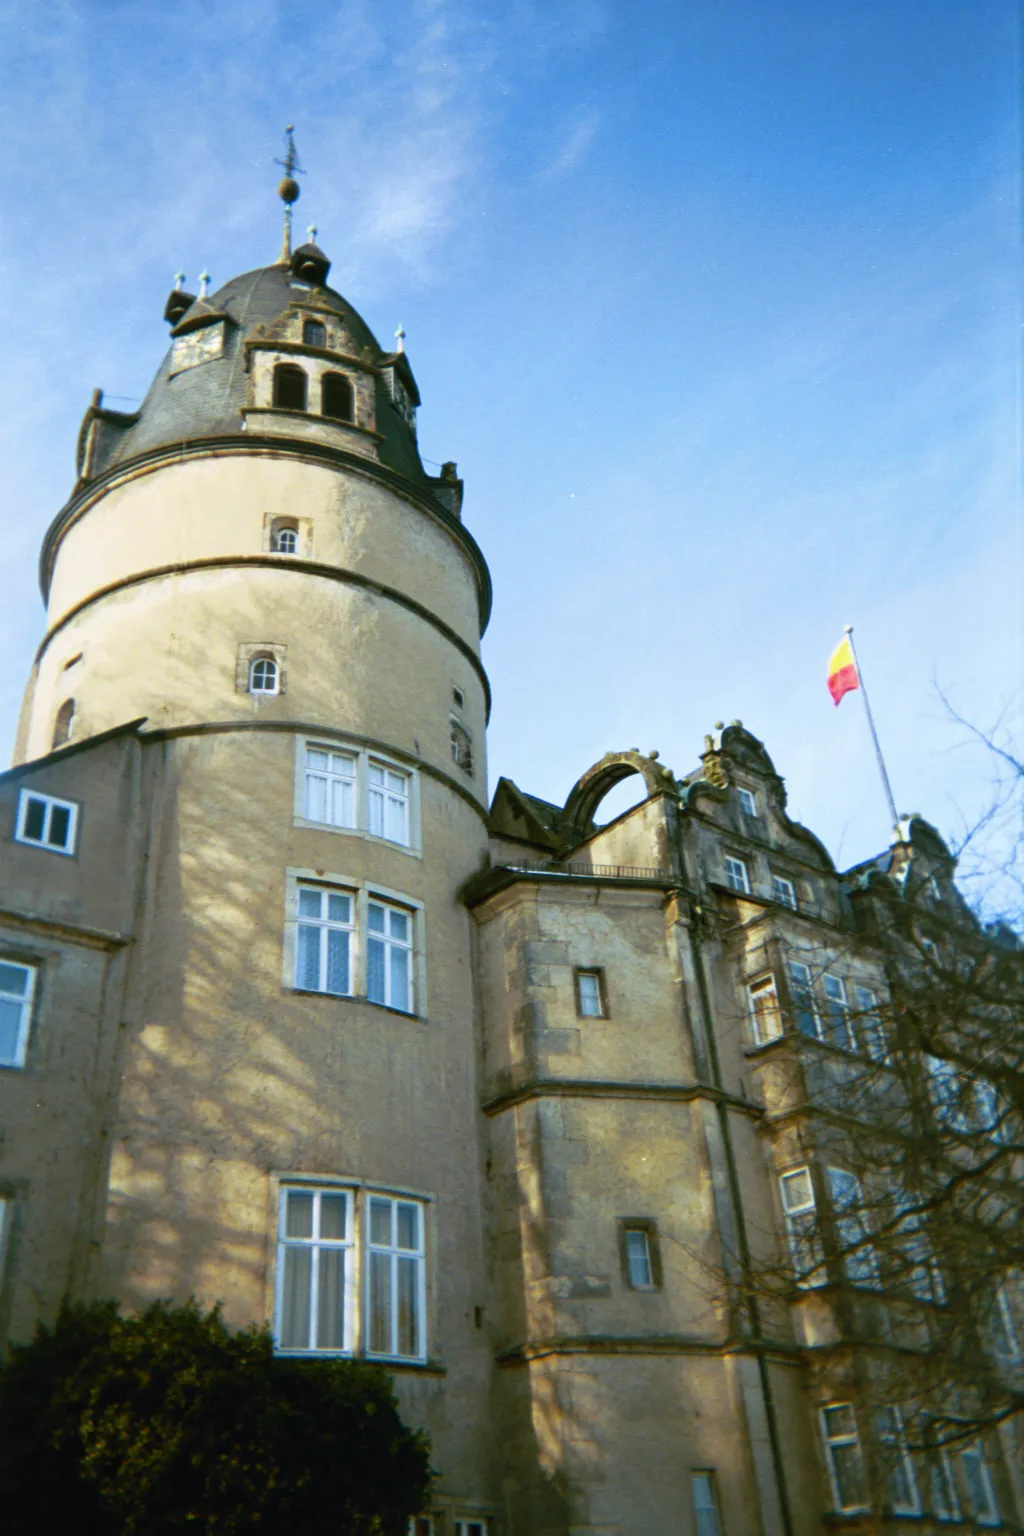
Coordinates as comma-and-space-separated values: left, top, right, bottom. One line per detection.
174, 271, 186, 290
307, 225, 318, 242
198, 270, 210, 298
714, 721, 724, 731
395, 324, 406, 353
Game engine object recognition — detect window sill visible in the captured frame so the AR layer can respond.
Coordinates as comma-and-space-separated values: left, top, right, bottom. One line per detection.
274, 1347, 444, 1374
289, 989, 424, 1022
13, 837, 75, 858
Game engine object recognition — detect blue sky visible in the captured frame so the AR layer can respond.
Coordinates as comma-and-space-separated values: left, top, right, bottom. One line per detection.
0, 0, 1019, 880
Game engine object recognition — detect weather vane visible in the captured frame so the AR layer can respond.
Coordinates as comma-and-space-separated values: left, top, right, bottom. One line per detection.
275, 125, 305, 261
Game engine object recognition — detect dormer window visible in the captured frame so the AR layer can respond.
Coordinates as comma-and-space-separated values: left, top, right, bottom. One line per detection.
273, 364, 307, 412
249, 656, 280, 696
271, 519, 299, 555
321, 373, 354, 423
303, 319, 327, 348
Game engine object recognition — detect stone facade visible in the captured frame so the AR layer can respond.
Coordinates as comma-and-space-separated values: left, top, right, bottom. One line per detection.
0, 230, 1020, 1535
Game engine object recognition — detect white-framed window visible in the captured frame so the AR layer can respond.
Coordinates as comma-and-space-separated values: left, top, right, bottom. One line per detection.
368, 761, 410, 846
303, 747, 357, 828
575, 968, 606, 1018
723, 855, 750, 894
772, 873, 797, 909
787, 959, 820, 1039
15, 789, 78, 855
827, 1167, 880, 1286
876, 1406, 920, 1514
276, 1186, 355, 1353
249, 655, 279, 695
959, 1442, 999, 1525
991, 1284, 1021, 1360
820, 1403, 868, 1512
295, 885, 354, 996
748, 974, 782, 1045
623, 1228, 654, 1290
272, 524, 298, 554
737, 787, 757, 819
367, 900, 413, 1012
454, 1520, 489, 1536
0, 959, 38, 1069
853, 985, 888, 1062
366, 1195, 426, 1360
691, 1471, 722, 1536
779, 1168, 824, 1286
822, 975, 854, 1050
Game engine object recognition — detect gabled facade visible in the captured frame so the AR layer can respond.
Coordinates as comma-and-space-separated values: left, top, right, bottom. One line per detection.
0, 201, 1020, 1535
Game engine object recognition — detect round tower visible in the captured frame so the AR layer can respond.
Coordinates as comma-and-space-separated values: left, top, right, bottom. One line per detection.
14, 164, 498, 1523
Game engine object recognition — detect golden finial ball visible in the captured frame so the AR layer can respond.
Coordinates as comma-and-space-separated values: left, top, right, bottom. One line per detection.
279, 177, 300, 205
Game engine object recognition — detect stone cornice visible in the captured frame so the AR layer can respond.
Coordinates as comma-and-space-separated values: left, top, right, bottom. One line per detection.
496, 1333, 800, 1365
481, 1077, 763, 1120
39, 435, 493, 633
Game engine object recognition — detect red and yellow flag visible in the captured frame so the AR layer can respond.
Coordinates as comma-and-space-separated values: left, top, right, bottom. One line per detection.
827, 634, 859, 706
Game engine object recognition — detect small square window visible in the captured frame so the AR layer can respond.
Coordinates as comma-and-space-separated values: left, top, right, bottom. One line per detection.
772, 874, 797, 909
452, 686, 465, 711
575, 968, 606, 1018
303, 318, 327, 348
723, 855, 750, 894
15, 790, 78, 855
737, 787, 757, 819
619, 1219, 661, 1290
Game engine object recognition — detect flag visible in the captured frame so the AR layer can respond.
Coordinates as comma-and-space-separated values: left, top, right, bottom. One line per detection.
827, 634, 859, 706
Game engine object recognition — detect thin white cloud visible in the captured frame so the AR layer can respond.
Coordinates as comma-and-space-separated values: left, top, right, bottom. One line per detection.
537, 110, 601, 183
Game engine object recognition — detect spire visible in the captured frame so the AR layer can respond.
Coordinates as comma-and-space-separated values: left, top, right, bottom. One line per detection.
275, 125, 304, 262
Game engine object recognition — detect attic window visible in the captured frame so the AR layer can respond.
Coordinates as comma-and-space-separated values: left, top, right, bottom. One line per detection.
271, 519, 299, 555
321, 373, 354, 422
303, 319, 327, 348
273, 364, 307, 412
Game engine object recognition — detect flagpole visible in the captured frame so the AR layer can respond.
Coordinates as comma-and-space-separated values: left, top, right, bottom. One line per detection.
844, 625, 900, 833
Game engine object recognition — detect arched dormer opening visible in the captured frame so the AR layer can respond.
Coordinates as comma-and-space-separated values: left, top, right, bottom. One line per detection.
273, 364, 307, 412
270, 518, 299, 555
52, 698, 75, 748
248, 655, 279, 696
321, 372, 354, 423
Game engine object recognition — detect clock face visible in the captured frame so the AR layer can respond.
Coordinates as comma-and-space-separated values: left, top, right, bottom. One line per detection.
170, 322, 224, 375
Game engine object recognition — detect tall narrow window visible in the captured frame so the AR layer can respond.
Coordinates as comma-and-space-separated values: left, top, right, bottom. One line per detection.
959, 1442, 999, 1524
15, 790, 78, 855
0, 960, 37, 1069
691, 1472, 722, 1536
619, 1220, 660, 1290
820, 1404, 868, 1513
875, 1407, 919, 1515
925, 1441, 960, 1522
295, 886, 353, 996
822, 975, 854, 1050
575, 969, 606, 1018
450, 720, 473, 775
52, 698, 75, 748
304, 747, 357, 828
273, 363, 308, 411
748, 974, 782, 1045
368, 762, 410, 845
772, 874, 797, 909
723, 855, 751, 894
854, 986, 888, 1062
827, 1168, 880, 1287
367, 901, 413, 1012
303, 318, 327, 348
249, 655, 279, 695
779, 1168, 824, 1286
321, 372, 354, 422
366, 1195, 426, 1359
787, 960, 820, 1039
276, 1186, 353, 1353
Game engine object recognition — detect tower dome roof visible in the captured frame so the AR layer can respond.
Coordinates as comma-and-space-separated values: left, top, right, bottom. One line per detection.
78, 259, 429, 489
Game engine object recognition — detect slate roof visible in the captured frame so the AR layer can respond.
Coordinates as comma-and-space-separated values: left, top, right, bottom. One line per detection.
85, 262, 430, 488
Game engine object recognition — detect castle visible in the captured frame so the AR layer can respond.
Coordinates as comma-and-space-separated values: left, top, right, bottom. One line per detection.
0, 165, 1020, 1534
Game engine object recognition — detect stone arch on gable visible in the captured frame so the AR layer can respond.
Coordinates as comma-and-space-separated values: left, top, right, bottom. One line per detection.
559, 750, 674, 849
